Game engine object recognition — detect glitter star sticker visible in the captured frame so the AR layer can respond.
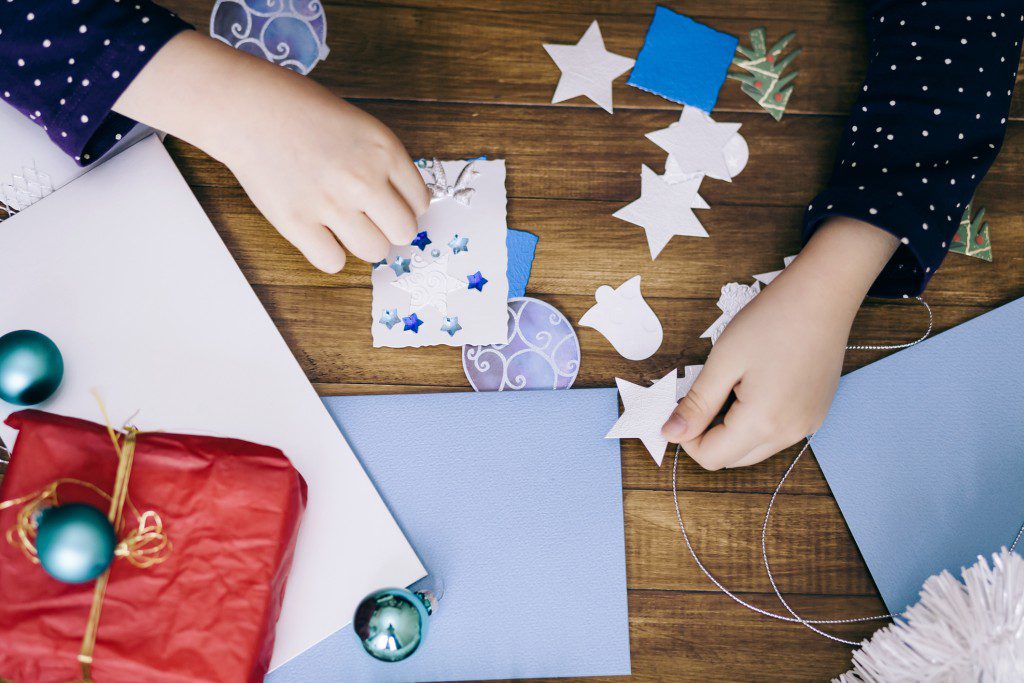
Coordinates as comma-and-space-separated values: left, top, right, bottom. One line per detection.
605, 369, 679, 466
388, 256, 411, 277
613, 165, 708, 259
449, 234, 469, 254
403, 313, 423, 333
440, 316, 462, 337
411, 230, 432, 251
543, 20, 636, 114
467, 271, 488, 292
390, 254, 464, 314
646, 106, 744, 182
379, 309, 401, 329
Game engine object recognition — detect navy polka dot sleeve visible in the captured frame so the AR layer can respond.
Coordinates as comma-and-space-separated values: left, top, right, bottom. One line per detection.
804, 1, 1024, 298
0, 1, 191, 166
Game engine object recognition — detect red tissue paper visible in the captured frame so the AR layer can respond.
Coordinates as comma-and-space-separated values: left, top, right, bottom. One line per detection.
0, 409, 307, 682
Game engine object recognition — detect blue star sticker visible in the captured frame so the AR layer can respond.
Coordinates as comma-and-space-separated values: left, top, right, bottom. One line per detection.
379, 309, 401, 329
467, 271, 488, 292
448, 235, 469, 254
372, 258, 388, 269
411, 231, 432, 251
440, 316, 462, 337
389, 256, 411, 277
403, 313, 423, 333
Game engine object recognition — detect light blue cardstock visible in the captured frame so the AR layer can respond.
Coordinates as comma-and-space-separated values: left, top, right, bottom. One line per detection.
812, 297, 1024, 613
269, 388, 630, 682
506, 228, 539, 298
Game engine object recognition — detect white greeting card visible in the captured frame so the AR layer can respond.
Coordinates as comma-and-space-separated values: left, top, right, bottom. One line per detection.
372, 159, 509, 348
0, 136, 426, 670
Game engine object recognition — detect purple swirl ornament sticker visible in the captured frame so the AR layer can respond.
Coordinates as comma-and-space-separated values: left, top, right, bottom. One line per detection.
462, 297, 581, 391
210, 0, 329, 76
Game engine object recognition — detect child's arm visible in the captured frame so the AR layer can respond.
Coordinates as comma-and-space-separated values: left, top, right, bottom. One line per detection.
113, 31, 428, 273
663, 1, 1023, 469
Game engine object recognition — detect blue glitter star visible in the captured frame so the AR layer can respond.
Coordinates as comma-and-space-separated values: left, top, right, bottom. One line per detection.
467, 271, 488, 292
389, 256, 411, 277
403, 313, 423, 333
411, 231, 432, 251
379, 309, 401, 329
448, 235, 470, 254
440, 316, 462, 337
372, 258, 388, 269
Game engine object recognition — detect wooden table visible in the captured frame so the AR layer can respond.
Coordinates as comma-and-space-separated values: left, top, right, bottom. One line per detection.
158, 1, 1023, 680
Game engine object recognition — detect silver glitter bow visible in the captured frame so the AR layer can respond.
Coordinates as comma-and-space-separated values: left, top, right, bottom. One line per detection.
425, 159, 479, 206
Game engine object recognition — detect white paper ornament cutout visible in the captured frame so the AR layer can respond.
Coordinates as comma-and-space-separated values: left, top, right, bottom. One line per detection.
663, 132, 749, 184
753, 254, 798, 286
673, 365, 704, 400
606, 369, 679, 466
613, 166, 708, 259
580, 275, 663, 361
701, 281, 761, 345
647, 106, 745, 182
543, 20, 636, 114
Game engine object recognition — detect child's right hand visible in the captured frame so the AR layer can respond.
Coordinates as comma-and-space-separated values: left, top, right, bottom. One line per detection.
114, 31, 429, 273
661, 218, 900, 470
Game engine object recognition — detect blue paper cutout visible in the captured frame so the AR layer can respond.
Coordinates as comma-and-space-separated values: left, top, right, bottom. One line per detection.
811, 297, 1024, 613
505, 229, 539, 298
267, 389, 630, 682
627, 6, 739, 112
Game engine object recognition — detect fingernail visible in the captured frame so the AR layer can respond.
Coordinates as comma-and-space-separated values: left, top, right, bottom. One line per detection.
662, 414, 687, 439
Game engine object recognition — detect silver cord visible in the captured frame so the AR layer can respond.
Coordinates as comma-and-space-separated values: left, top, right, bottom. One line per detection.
673, 295, 1024, 646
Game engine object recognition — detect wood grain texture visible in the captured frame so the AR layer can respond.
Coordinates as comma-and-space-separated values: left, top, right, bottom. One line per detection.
0, 0, 1015, 680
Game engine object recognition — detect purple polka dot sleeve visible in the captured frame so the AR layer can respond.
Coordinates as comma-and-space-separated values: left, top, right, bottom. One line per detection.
0, 1, 191, 166
804, 1, 1023, 298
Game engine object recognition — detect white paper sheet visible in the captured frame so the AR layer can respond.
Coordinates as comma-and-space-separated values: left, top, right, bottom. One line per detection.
371, 159, 509, 348
0, 135, 426, 670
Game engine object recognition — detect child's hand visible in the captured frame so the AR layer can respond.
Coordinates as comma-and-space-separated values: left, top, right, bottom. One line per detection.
661, 218, 900, 470
114, 31, 429, 273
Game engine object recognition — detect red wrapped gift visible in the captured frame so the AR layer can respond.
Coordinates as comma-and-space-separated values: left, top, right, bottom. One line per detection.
0, 410, 308, 682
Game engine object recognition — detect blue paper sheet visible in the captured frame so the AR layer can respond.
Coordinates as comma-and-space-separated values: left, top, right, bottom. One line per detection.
812, 297, 1024, 613
627, 6, 739, 112
269, 388, 630, 682
506, 228, 538, 298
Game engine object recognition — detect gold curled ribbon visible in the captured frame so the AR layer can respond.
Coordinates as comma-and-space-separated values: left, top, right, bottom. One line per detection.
0, 401, 172, 682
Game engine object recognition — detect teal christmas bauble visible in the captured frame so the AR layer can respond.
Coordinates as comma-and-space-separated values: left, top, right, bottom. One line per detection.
0, 330, 64, 406
35, 503, 117, 584
353, 588, 435, 662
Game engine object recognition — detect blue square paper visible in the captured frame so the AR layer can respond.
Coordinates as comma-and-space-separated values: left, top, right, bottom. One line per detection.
269, 388, 630, 682
627, 5, 739, 112
506, 228, 538, 298
812, 297, 1024, 613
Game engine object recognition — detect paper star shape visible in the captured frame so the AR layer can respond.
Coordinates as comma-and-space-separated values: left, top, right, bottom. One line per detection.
701, 282, 761, 344
467, 271, 488, 292
613, 165, 709, 259
391, 254, 464, 314
411, 230, 432, 251
605, 369, 679, 466
449, 234, 469, 254
646, 106, 743, 182
403, 313, 423, 333
543, 20, 636, 114
379, 309, 401, 329
440, 316, 462, 337
753, 255, 797, 286
388, 256, 411, 277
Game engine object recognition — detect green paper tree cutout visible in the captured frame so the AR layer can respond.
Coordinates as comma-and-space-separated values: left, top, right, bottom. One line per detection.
950, 202, 992, 261
730, 28, 801, 121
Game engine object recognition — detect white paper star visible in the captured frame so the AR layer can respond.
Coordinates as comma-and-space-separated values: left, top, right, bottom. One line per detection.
606, 369, 679, 466
390, 254, 464, 314
753, 255, 798, 286
613, 165, 708, 259
647, 106, 744, 182
543, 21, 636, 114
701, 282, 761, 344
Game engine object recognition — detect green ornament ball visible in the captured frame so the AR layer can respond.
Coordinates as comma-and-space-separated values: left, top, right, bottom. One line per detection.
35, 503, 117, 584
353, 588, 435, 662
0, 330, 64, 406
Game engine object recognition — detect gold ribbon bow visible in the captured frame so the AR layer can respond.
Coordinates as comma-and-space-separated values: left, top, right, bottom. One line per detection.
0, 406, 172, 682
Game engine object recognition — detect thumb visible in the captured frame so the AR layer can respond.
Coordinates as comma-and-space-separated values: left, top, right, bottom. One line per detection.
661, 363, 738, 443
